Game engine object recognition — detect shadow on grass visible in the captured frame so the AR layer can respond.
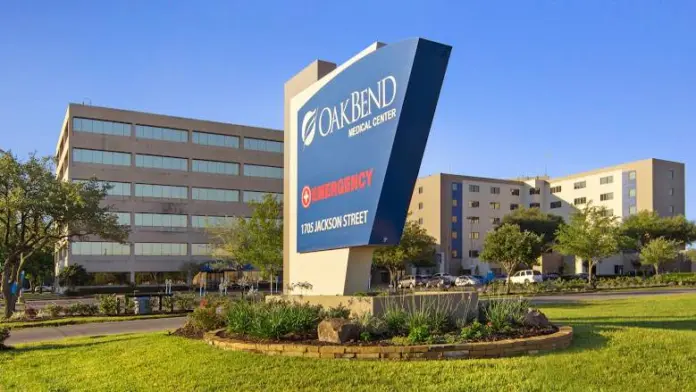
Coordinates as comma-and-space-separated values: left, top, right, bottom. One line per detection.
8, 334, 142, 354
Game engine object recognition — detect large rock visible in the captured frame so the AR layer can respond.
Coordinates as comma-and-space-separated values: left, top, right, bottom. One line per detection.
317, 318, 360, 344
523, 308, 551, 328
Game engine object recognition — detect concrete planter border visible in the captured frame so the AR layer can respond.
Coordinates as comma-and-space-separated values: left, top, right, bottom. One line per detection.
203, 326, 573, 360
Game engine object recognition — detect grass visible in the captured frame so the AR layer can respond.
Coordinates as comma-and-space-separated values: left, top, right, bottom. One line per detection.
0, 313, 183, 330
1, 294, 695, 391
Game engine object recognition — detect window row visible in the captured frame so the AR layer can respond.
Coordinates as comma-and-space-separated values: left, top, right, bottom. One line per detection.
75, 179, 131, 196
192, 187, 239, 202
192, 159, 239, 175
191, 243, 213, 256
135, 154, 188, 171
72, 241, 220, 257
193, 131, 239, 148
134, 243, 188, 256
73, 149, 131, 166
550, 186, 562, 194
191, 215, 236, 228
73, 118, 131, 137
244, 137, 283, 153
136, 125, 188, 143
135, 184, 188, 199
72, 242, 130, 256
243, 164, 283, 179
244, 191, 282, 203
134, 213, 187, 228
466, 201, 501, 210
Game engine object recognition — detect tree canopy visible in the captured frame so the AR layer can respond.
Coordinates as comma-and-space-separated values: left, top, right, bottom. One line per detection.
620, 210, 696, 250
639, 237, 679, 275
501, 207, 564, 248
373, 219, 437, 287
207, 194, 282, 281
555, 205, 624, 284
0, 152, 128, 317
480, 223, 544, 293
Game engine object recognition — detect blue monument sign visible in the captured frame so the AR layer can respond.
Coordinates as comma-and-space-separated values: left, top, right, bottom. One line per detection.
296, 38, 451, 253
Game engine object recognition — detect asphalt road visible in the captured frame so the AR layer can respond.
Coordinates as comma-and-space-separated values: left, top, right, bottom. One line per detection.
4, 287, 694, 345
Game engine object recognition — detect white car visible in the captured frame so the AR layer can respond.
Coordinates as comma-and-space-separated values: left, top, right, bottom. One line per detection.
509, 270, 543, 284
454, 275, 481, 287
432, 273, 456, 285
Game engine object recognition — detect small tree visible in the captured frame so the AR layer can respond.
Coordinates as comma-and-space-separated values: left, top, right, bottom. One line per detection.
373, 220, 437, 288
58, 264, 90, 290
639, 237, 679, 276
620, 210, 696, 250
480, 224, 543, 294
208, 194, 282, 283
555, 205, 623, 285
501, 207, 564, 249
23, 249, 54, 291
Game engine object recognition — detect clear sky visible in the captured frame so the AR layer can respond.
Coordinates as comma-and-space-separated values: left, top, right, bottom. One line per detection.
1, 1, 694, 216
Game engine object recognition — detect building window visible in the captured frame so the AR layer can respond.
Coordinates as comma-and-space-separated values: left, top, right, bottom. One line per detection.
467, 217, 480, 224
192, 159, 239, 175
72, 242, 130, 256
452, 199, 458, 207
452, 231, 458, 239
669, 169, 675, 179
629, 205, 637, 214
451, 216, 457, 223
418, 186, 423, 194
192, 187, 239, 202
529, 202, 540, 208
418, 202, 424, 210
669, 205, 675, 214
452, 250, 458, 258
135, 184, 187, 199
134, 243, 187, 256
490, 186, 500, 195
490, 217, 501, 225
191, 244, 213, 256
135, 154, 187, 171
418, 217, 423, 225
134, 213, 187, 228
192, 131, 239, 148
490, 202, 500, 210
511, 189, 520, 196
600, 192, 614, 201
629, 188, 636, 198
73, 148, 131, 166
191, 215, 235, 228
469, 185, 479, 193
451, 183, 458, 191
243, 191, 282, 203
550, 201, 562, 209
614, 265, 624, 275
574, 197, 587, 206
75, 180, 131, 196
600, 208, 614, 217
243, 164, 283, 179
669, 188, 674, 196
550, 185, 562, 194
629, 171, 636, 180
113, 212, 131, 226
469, 250, 480, 258
510, 203, 519, 210
73, 118, 131, 137
600, 176, 613, 185
468, 201, 479, 208
244, 137, 283, 153
574, 181, 586, 190
135, 125, 188, 143
469, 232, 480, 239
529, 188, 540, 195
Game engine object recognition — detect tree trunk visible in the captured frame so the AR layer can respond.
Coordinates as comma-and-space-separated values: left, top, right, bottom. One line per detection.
654, 264, 660, 276
2, 267, 17, 319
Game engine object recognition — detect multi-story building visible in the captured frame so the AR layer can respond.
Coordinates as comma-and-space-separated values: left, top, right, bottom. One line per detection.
409, 159, 686, 276
54, 104, 283, 285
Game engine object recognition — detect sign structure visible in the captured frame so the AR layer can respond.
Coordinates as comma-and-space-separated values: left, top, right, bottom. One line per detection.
296, 38, 451, 253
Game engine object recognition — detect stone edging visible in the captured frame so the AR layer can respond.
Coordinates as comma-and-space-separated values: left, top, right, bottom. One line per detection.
203, 326, 573, 360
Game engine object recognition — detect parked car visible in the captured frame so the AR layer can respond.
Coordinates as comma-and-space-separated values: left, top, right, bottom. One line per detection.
33, 285, 54, 293
424, 276, 450, 289
543, 273, 561, 281
416, 275, 431, 286
493, 274, 508, 283
432, 273, 456, 285
454, 275, 482, 287
397, 275, 418, 289
509, 270, 543, 284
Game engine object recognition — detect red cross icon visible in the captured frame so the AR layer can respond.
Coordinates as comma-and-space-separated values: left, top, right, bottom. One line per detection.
301, 186, 311, 208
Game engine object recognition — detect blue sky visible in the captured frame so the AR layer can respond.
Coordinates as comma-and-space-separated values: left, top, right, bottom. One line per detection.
1, 1, 694, 216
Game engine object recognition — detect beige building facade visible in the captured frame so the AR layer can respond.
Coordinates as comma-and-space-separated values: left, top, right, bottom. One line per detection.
408, 159, 686, 276
54, 104, 283, 284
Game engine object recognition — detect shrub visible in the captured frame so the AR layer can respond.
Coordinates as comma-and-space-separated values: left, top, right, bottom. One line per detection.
352, 313, 387, 338
225, 300, 323, 340
460, 320, 491, 340
123, 296, 135, 314
42, 304, 64, 318
65, 303, 99, 316
162, 295, 174, 312
174, 293, 196, 311
481, 298, 529, 332
225, 300, 254, 335
322, 304, 350, 319
188, 307, 225, 332
382, 309, 408, 337
23, 307, 38, 319
0, 327, 9, 346
407, 325, 430, 344
96, 294, 119, 315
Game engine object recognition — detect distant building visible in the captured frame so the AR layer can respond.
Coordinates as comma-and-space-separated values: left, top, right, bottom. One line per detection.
408, 159, 686, 276
54, 104, 283, 285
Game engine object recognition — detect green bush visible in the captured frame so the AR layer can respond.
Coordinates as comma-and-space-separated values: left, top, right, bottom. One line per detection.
382, 309, 408, 336
481, 298, 529, 331
352, 313, 387, 338
322, 304, 350, 319
460, 320, 491, 340
123, 296, 135, 314
0, 327, 9, 346
96, 294, 119, 315
65, 303, 99, 316
43, 304, 64, 318
225, 300, 254, 335
225, 301, 323, 340
407, 325, 430, 344
162, 295, 174, 312
174, 293, 195, 311
188, 307, 225, 332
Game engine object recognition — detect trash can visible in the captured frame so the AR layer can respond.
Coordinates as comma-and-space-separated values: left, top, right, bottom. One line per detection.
134, 296, 152, 315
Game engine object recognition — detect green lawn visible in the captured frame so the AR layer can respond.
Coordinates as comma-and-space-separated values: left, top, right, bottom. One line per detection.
0, 313, 183, 330
1, 294, 695, 392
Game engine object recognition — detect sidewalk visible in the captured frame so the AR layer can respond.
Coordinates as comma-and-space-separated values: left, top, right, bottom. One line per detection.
5, 316, 186, 345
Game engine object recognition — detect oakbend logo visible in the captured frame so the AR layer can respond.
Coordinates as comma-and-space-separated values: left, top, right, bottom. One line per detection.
300, 76, 397, 148
301, 169, 374, 208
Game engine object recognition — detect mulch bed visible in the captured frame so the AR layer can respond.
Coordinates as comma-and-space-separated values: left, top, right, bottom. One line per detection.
171, 323, 204, 339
